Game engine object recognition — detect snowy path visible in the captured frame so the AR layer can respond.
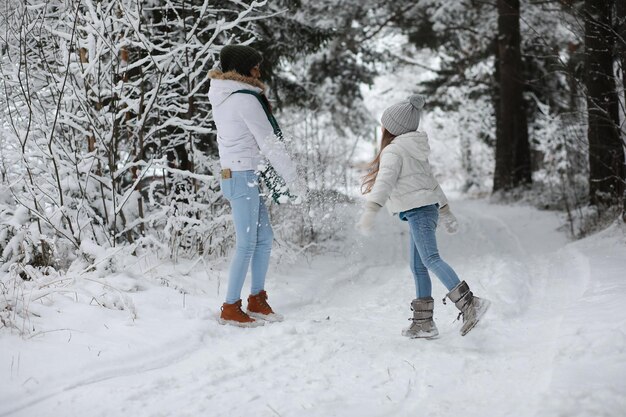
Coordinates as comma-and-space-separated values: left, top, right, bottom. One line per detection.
2, 200, 625, 417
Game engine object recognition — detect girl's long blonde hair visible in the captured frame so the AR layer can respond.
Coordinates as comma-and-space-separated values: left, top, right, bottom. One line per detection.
361, 128, 397, 194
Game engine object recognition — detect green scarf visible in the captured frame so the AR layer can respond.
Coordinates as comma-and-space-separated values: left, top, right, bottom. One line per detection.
231, 89, 294, 204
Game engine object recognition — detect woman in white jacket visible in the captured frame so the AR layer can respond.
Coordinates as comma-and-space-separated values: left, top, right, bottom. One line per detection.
208, 45, 303, 327
357, 95, 490, 338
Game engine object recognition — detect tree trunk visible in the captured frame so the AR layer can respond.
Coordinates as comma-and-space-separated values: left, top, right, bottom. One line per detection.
618, 0, 626, 91
584, 0, 624, 207
492, 37, 506, 190
493, 0, 531, 192
616, 0, 626, 219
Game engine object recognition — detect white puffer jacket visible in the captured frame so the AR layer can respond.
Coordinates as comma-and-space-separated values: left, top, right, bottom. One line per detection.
208, 70, 296, 184
367, 131, 448, 214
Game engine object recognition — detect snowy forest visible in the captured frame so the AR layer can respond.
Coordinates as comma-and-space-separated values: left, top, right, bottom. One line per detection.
1, 0, 625, 416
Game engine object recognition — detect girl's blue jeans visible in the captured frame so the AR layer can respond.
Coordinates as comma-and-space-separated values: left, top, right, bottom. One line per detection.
400, 204, 461, 298
220, 170, 273, 304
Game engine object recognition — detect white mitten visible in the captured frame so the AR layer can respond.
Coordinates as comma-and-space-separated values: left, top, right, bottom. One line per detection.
439, 204, 459, 234
356, 201, 382, 235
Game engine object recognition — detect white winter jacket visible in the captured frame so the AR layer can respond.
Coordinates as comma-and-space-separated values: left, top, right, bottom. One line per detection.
208, 70, 296, 184
367, 131, 448, 214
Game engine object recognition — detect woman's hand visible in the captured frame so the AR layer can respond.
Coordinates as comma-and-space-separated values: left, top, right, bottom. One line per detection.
439, 204, 459, 234
356, 202, 382, 235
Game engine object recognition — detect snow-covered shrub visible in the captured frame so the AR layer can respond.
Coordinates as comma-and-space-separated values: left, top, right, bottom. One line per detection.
0, 209, 55, 274
135, 162, 234, 261
0, 0, 267, 267
531, 98, 588, 210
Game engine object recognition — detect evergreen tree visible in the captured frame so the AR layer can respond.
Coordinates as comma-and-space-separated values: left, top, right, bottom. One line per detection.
247, 0, 383, 136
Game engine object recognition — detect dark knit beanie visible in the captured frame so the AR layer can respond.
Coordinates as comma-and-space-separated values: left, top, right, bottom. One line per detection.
381, 95, 426, 136
219, 45, 263, 76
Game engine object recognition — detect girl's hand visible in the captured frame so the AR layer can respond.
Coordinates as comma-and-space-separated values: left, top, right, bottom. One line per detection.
356, 202, 382, 235
439, 204, 459, 234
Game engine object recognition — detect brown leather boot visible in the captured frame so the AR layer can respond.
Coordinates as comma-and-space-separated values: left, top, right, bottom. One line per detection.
247, 290, 284, 322
219, 300, 264, 327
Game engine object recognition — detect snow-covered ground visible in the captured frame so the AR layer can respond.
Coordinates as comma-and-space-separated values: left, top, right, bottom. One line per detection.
1, 199, 625, 417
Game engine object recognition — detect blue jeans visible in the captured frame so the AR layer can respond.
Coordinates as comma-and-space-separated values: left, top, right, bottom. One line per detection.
220, 170, 273, 304
400, 204, 461, 298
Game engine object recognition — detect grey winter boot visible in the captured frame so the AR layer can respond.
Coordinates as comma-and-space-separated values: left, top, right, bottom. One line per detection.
446, 281, 490, 336
402, 297, 439, 339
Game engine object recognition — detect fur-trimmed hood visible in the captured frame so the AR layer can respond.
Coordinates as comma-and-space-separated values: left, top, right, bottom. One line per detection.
208, 69, 267, 107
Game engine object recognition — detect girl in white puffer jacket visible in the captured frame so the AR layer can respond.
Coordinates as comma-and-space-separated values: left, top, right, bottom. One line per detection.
357, 95, 490, 338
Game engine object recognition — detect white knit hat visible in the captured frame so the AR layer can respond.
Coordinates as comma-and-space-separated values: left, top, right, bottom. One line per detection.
381, 95, 426, 136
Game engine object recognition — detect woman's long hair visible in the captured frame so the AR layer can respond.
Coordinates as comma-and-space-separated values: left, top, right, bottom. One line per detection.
361, 128, 397, 194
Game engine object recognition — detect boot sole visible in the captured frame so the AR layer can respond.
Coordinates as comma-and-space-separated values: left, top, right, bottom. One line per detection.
460, 299, 491, 336
402, 329, 440, 339
407, 333, 440, 340
218, 318, 265, 328
247, 311, 284, 322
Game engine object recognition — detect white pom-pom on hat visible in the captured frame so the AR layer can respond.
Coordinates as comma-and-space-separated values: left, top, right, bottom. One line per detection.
408, 94, 426, 110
